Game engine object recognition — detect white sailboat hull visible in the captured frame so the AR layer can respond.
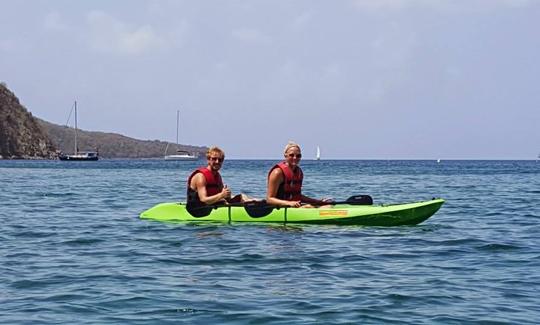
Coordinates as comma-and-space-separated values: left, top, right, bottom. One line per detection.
164, 154, 198, 160
59, 152, 98, 161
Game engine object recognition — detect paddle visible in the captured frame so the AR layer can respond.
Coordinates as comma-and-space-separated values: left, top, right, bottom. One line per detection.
232, 195, 373, 218
323, 195, 373, 206
186, 195, 373, 218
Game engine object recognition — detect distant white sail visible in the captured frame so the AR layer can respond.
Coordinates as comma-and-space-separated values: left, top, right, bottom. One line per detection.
316, 146, 321, 160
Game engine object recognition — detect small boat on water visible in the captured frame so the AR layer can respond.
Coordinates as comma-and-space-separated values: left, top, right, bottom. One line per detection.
140, 198, 445, 226
316, 146, 321, 160
59, 151, 98, 161
164, 149, 198, 161
58, 101, 99, 161
164, 110, 198, 160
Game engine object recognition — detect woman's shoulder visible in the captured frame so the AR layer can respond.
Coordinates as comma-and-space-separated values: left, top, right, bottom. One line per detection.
269, 166, 284, 178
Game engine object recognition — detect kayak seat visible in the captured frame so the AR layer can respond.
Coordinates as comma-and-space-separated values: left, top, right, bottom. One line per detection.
186, 204, 213, 218
244, 201, 275, 218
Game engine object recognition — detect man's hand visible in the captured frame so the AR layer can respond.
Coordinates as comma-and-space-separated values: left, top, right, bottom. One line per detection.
221, 185, 231, 200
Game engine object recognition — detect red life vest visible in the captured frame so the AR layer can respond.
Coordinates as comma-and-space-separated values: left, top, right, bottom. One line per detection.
268, 162, 303, 201
187, 167, 224, 204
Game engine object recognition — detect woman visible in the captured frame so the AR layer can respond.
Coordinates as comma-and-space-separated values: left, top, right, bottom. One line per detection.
266, 142, 332, 208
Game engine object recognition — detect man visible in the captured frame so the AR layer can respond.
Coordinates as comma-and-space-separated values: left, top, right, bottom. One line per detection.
187, 146, 251, 207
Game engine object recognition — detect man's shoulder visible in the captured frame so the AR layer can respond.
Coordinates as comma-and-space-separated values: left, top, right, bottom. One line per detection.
192, 171, 207, 183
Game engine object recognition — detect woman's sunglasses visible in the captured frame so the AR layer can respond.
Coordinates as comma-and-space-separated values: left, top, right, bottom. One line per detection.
287, 153, 302, 158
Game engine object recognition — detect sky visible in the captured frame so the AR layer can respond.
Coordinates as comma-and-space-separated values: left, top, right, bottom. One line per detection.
1, 0, 539, 159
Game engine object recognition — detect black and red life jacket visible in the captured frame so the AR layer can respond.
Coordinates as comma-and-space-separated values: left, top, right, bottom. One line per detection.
187, 167, 224, 205
268, 162, 303, 201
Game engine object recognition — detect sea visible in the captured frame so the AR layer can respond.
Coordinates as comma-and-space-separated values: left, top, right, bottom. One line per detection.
1, 159, 539, 324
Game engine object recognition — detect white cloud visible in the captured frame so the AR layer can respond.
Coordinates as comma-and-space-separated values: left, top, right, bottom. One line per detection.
231, 28, 269, 43
494, 0, 536, 7
0, 39, 16, 52
352, 0, 438, 11
86, 11, 165, 55
293, 11, 313, 29
351, 0, 536, 11
43, 12, 67, 31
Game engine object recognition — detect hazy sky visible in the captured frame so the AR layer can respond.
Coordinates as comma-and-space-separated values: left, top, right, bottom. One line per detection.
1, 0, 539, 159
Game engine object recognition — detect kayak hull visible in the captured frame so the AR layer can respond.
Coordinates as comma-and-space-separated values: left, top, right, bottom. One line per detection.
140, 199, 444, 226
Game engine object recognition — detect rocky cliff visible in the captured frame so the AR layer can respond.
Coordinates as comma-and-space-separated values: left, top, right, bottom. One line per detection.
0, 83, 57, 159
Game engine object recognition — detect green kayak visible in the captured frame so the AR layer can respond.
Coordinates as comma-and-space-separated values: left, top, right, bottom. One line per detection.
140, 198, 444, 226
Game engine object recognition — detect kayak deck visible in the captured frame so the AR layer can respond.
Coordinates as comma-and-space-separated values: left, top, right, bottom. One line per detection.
140, 199, 444, 226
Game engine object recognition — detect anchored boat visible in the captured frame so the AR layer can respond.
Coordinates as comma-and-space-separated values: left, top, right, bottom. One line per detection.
164, 110, 198, 160
140, 198, 444, 226
58, 101, 99, 161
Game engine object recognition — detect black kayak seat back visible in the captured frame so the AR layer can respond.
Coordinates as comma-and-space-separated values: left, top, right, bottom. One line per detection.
347, 195, 373, 205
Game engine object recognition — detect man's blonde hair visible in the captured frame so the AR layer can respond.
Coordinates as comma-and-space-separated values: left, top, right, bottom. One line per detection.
283, 141, 301, 155
206, 146, 225, 159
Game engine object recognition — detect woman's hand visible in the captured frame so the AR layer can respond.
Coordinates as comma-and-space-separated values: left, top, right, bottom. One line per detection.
288, 200, 301, 208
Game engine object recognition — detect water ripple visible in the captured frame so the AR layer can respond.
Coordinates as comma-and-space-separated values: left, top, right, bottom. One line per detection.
1, 160, 540, 324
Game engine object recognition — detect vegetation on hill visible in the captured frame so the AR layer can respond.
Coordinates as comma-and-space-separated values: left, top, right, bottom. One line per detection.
38, 118, 207, 159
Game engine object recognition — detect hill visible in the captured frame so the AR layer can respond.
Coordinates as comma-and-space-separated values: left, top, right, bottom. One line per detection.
38, 118, 206, 159
0, 83, 57, 159
0, 82, 207, 159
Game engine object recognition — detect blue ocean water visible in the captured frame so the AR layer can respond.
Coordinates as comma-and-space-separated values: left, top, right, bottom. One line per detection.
1, 159, 539, 324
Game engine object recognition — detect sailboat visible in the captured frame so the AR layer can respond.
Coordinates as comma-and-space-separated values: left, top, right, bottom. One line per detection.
316, 146, 321, 160
58, 101, 99, 161
164, 110, 198, 160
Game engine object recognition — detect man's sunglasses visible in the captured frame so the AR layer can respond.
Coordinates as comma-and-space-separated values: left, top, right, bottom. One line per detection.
209, 157, 224, 162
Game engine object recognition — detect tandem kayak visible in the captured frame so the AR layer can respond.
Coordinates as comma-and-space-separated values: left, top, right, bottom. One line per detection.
140, 198, 444, 226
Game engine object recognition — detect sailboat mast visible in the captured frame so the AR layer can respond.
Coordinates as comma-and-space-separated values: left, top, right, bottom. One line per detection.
176, 110, 179, 145
74, 101, 78, 154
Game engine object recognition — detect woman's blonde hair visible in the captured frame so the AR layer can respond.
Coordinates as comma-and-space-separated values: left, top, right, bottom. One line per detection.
206, 146, 225, 159
283, 141, 301, 155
